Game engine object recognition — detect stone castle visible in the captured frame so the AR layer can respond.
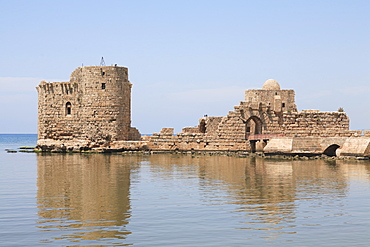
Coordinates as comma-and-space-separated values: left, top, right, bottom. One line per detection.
36, 65, 370, 157
36, 66, 140, 151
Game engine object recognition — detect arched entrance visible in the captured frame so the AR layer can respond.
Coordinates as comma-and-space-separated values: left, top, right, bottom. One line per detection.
245, 116, 263, 139
245, 116, 263, 153
323, 144, 340, 157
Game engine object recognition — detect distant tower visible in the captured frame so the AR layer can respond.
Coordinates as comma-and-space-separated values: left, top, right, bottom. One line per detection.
36, 65, 140, 145
245, 79, 297, 113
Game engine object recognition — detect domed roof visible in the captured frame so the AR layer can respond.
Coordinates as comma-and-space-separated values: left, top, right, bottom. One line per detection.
262, 79, 280, 90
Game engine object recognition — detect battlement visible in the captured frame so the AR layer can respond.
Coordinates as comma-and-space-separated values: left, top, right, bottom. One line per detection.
37, 81, 76, 95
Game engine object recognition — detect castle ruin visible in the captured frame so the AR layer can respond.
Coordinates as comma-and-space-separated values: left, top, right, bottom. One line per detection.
148, 79, 352, 154
36, 66, 140, 151
36, 65, 370, 157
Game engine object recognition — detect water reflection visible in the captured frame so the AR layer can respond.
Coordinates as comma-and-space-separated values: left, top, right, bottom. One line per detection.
36, 154, 139, 245
129, 155, 352, 234
36, 153, 370, 246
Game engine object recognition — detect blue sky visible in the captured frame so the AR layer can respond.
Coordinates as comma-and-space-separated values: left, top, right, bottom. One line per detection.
0, 0, 369, 134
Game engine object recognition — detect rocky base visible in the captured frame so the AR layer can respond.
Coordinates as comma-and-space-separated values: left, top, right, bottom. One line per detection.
36, 136, 370, 158
36, 139, 149, 153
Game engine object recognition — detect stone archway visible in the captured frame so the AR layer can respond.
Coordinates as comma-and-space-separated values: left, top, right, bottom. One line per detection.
245, 116, 263, 153
323, 144, 340, 157
245, 116, 263, 139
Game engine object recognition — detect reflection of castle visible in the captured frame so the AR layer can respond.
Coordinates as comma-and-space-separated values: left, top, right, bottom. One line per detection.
158, 155, 349, 232
36, 154, 137, 244
35, 153, 368, 242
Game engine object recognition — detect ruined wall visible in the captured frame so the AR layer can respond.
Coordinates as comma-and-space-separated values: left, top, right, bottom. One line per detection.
37, 66, 140, 146
201, 117, 224, 135
129, 127, 142, 141
146, 106, 351, 152
181, 127, 200, 133
37, 72, 354, 154
281, 110, 350, 137
146, 79, 352, 152
148, 132, 248, 152
37, 81, 80, 140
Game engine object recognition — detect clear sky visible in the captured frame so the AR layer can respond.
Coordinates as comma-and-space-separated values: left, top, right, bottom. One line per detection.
0, 0, 369, 134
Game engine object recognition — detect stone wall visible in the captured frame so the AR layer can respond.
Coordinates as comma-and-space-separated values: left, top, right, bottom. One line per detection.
281, 111, 350, 137
148, 132, 248, 152
160, 128, 174, 135
182, 127, 200, 133
145, 79, 352, 153
129, 127, 142, 141
37, 72, 356, 155
264, 137, 348, 155
202, 117, 224, 135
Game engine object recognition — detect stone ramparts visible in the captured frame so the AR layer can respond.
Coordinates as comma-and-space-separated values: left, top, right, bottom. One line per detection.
37, 69, 364, 157
37, 136, 370, 158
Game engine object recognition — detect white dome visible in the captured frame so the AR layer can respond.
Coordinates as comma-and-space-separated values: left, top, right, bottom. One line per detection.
262, 79, 280, 90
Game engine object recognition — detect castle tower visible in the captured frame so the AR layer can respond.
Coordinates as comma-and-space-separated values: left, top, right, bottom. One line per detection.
36, 65, 140, 146
244, 79, 297, 113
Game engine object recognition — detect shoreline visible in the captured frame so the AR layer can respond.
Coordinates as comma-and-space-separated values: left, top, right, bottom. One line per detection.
7, 146, 370, 161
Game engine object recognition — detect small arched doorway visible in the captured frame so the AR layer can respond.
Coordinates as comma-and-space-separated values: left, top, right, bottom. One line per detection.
245, 116, 263, 139
65, 102, 72, 116
323, 144, 340, 157
245, 116, 263, 153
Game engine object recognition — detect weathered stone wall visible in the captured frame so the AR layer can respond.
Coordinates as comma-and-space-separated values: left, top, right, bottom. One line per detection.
281, 111, 350, 137
160, 128, 174, 135
70, 66, 132, 141
182, 127, 200, 133
146, 79, 352, 153
264, 137, 348, 155
37, 66, 140, 149
37, 72, 355, 155
129, 127, 142, 141
202, 117, 225, 135
148, 132, 249, 152
339, 137, 370, 157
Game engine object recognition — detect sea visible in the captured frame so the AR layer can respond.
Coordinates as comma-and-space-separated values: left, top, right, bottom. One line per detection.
1, 134, 370, 246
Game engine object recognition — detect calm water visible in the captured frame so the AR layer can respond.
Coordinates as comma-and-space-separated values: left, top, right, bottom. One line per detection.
1, 134, 370, 246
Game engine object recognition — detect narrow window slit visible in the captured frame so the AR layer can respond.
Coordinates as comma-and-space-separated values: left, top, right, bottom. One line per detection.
66, 102, 72, 115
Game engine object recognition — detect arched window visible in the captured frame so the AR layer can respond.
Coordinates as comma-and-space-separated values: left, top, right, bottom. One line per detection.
66, 102, 72, 116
